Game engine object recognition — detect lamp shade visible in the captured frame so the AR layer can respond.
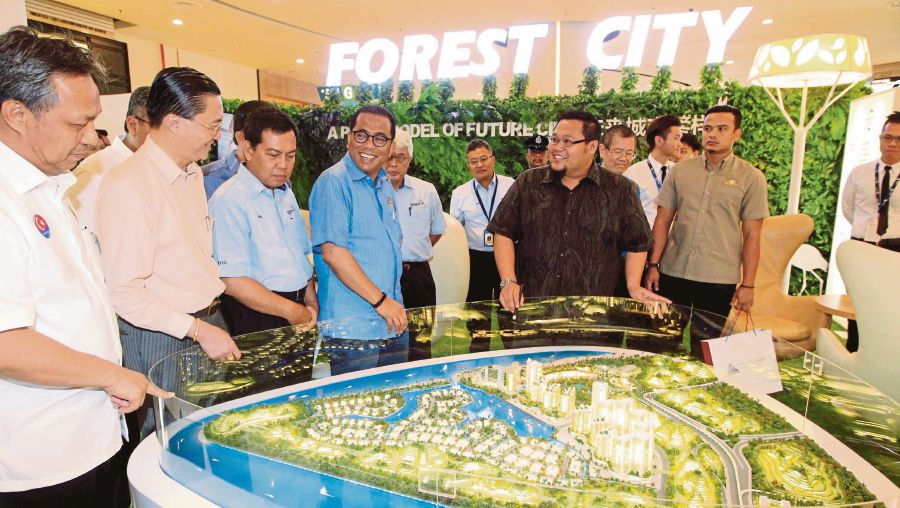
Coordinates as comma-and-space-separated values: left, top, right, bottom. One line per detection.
748, 34, 871, 88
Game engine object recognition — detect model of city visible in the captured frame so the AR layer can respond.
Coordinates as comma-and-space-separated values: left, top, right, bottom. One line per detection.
200, 351, 876, 507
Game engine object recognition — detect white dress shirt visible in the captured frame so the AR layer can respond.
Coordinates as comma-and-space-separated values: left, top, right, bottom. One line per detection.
842, 159, 900, 240
0, 140, 123, 491
65, 135, 134, 233
623, 155, 670, 227
449, 173, 514, 252
394, 175, 446, 262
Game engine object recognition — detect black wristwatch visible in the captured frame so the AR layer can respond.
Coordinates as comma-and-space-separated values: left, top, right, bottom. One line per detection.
646, 262, 660, 270
370, 291, 387, 309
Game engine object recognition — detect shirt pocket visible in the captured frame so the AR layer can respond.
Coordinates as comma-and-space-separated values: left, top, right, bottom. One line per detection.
407, 201, 433, 237
715, 179, 746, 215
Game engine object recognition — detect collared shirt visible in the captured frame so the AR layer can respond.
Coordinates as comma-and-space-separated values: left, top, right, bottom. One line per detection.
0, 140, 122, 491
623, 154, 670, 226
488, 164, 652, 297
209, 165, 314, 291
393, 175, 446, 262
309, 153, 403, 340
656, 152, 769, 284
449, 173, 515, 252
96, 135, 225, 339
202, 149, 241, 200
841, 159, 900, 240
66, 135, 134, 234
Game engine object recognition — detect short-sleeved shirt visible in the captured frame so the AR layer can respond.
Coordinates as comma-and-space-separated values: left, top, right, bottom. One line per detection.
310, 153, 403, 340
209, 165, 314, 291
487, 164, 652, 297
656, 153, 769, 284
623, 155, 671, 227
202, 149, 241, 199
393, 175, 446, 262
66, 135, 133, 233
449, 173, 515, 252
0, 140, 122, 491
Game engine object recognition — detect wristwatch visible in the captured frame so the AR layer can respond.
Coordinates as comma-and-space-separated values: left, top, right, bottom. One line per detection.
646, 262, 660, 269
499, 279, 519, 289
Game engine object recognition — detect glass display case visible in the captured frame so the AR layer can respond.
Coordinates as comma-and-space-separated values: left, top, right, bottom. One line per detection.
148, 297, 899, 507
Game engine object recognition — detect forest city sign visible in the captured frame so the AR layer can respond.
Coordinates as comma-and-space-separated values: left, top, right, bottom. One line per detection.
325, 7, 753, 87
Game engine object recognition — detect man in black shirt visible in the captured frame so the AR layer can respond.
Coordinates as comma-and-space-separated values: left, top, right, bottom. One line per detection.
488, 111, 670, 313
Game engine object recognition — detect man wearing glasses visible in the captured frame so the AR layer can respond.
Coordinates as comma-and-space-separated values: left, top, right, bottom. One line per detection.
489, 111, 669, 314
310, 105, 407, 373
597, 124, 638, 174
96, 67, 240, 437
66, 86, 150, 234
450, 138, 515, 303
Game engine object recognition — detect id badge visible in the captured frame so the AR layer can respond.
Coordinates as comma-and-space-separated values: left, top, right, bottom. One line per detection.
864, 221, 881, 243
483, 231, 494, 247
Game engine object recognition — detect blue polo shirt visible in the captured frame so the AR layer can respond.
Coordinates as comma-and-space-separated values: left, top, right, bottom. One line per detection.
209, 165, 313, 291
310, 153, 403, 340
202, 149, 241, 199
393, 175, 446, 262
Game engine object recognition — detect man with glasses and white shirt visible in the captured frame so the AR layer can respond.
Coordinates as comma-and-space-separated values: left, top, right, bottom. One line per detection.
450, 138, 515, 303
96, 67, 240, 437
597, 124, 637, 174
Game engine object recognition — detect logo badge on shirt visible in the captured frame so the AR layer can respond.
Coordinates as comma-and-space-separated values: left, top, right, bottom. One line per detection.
33, 214, 51, 239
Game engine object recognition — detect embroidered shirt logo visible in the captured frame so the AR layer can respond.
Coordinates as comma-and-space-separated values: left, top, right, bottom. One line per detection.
33, 214, 51, 239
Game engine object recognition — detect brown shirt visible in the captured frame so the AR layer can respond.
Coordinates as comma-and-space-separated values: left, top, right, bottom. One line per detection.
488, 164, 652, 297
656, 152, 769, 284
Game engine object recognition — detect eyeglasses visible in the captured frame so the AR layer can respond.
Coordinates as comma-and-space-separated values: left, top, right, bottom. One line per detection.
881, 134, 900, 144
133, 115, 150, 124
352, 130, 392, 148
388, 154, 411, 164
548, 136, 587, 148
467, 155, 494, 166
609, 148, 636, 159
186, 117, 222, 134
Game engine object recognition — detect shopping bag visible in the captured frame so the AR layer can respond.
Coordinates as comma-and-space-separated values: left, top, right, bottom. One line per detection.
700, 314, 782, 394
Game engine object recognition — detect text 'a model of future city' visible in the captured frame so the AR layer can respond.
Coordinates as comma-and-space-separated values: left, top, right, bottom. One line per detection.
192, 350, 878, 508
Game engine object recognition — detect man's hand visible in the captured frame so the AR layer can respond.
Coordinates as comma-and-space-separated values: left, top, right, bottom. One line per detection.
731, 286, 755, 312
644, 267, 661, 291
285, 302, 314, 328
104, 366, 173, 413
195, 323, 241, 361
499, 283, 523, 313
628, 285, 672, 319
376, 297, 407, 334
295, 305, 318, 332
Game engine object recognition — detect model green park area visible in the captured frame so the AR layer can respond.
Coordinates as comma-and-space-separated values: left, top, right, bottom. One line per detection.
201, 353, 876, 507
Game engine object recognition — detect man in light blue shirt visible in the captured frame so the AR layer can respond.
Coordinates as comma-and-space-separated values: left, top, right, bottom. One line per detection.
386, 130, 446, 309
202, 100, 271, 199
310, 106, 408, 374
209, 107, 317, 336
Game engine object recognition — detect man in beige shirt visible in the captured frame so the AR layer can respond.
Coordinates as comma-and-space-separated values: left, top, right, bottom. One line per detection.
96, 67, 240, 436
645, 104, 768, 329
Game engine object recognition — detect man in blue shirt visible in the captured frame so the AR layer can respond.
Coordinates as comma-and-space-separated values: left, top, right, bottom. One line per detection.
202, 99, 271, 199
209, 107, 317, 336
386, 130, 446, 309
310, 105, 407, 374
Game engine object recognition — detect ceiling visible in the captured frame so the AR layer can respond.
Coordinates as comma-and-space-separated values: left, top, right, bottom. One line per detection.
55, 0, 900, 98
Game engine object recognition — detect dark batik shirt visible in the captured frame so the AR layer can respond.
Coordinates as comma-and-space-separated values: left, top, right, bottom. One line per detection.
487, 163, 652, 297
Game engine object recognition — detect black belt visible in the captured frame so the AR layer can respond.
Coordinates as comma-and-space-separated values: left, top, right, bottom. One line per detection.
403, 261, 428, 271
190, 299, 220, 318
274, 286, 307, 302
850, 236, 877, 245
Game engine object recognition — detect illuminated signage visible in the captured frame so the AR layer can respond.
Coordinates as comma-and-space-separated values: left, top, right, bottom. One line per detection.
326, 7, 753, 87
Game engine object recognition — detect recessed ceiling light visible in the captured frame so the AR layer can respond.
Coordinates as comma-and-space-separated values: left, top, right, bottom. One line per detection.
725, 60, 734, 65
172, 19, 184, 25
295, 58, 305, 64
761, 18, 773, 25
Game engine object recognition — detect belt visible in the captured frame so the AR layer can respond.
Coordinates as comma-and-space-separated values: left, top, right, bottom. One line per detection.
403, 261, 428, 271
850, 237, 877, 245
274, 286, 307, 302
190, 299, 220, 318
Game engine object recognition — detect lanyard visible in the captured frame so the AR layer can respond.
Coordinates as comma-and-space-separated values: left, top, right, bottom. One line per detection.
473, 175, 499, 221
647, 159, 665, 191
875, 163, 899, 211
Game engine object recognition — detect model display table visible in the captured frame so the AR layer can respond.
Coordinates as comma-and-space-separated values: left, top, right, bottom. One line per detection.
131, 297, 899, 507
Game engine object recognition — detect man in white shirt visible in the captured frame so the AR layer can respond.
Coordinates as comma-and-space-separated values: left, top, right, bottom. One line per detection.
66, 86, 150, 233
842, 111, 900, 251
0, 26, 168, 507
624, 114, 682, 226
450, 138, 514, 303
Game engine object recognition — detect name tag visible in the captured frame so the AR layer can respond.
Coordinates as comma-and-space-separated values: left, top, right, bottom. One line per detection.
483, 231, 494, 247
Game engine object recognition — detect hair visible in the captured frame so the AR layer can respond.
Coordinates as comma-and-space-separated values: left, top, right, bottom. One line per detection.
884, 111, 900, 131
646, 114, 682, 151
394, 129, 414, 157
146, 67, 220, 128
601, 124, 636, 148
241, 107, 299, 148
557, 110, 602, 143
0, 26, 107, 115
680, 132, 702, 153
123, 86, 150, 132
466, 138, 491, 154
704, 104, 742, 130
349, 105, 396, 137
233, 99, 272, 143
